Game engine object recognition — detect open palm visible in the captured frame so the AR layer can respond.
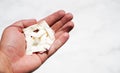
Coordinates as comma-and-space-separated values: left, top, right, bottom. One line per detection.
0, 10, 74, 73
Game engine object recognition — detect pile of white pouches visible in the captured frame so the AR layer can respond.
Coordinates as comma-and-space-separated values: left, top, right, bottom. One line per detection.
23, 21, 55, 55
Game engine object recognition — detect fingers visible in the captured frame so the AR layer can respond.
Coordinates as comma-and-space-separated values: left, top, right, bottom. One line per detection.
58, 21, 74, 32
38, 10, 65, 26
49, 21, 74, 56
48, 32, 69, 57
55, 21, 74, 38
51, 13, 73, 32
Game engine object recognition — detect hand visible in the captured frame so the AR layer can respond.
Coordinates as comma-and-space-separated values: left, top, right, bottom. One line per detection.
0, 10, 74, 73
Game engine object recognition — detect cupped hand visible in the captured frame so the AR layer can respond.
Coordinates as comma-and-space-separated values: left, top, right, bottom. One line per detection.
0, 10, 74, 73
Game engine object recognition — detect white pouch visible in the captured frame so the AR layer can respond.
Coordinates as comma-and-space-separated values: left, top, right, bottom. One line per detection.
23, 20, 55, 55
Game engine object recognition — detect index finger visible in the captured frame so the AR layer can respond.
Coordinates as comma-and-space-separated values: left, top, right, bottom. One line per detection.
12, 19, 37, 28
38, 10, 65, 26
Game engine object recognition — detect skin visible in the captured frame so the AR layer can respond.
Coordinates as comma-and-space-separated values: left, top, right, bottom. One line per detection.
0, 10, 74, 73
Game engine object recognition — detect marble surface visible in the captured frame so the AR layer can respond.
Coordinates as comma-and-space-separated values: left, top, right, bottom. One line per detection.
0, 0, 120, 73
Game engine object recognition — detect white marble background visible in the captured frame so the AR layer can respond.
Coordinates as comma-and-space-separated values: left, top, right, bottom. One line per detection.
0, 0, 120, 73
